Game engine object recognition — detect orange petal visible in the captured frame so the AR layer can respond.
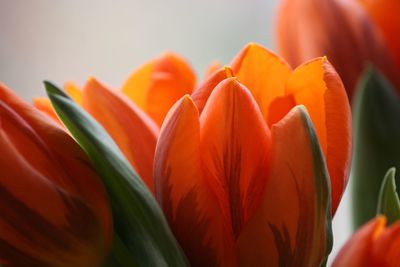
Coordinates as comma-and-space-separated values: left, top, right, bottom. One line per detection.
200, 78, 270, 239
373, 220, 400, 266
230, 43, 292, 121
360, 0, 400, 69
83, 78, 158, 192
332, 217, 386, 267
33, 97, 61, 124
64, 81, 83, 105
0, 83, 112, 248
0, 99, 107, 266
154, 96, 235, 267
236, 106, 332, 267
122, 52, 196, 126
191, 66, 234, 114
286, 58, 352, 214
204, 60, 222, 78
277, 0, 400, 99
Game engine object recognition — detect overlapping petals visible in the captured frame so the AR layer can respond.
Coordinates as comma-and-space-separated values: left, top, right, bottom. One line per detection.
277, 0, 400, 99
0, 83, 112, 266
154, 43, 350, 266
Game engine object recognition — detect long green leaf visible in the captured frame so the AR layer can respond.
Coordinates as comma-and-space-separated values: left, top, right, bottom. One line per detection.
352, 68, 400, 229
377, 168, 400, 225
45, 82, 188, 267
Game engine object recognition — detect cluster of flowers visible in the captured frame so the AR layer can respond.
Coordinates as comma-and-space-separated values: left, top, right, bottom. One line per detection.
1, 0, 399, 266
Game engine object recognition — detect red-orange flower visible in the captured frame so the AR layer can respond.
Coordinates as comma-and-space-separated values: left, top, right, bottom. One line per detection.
332, 216, 400, 267
0, 83, 112, 266
277, 0, 400, 100
33, 52, 196, 192
154, 43, 351, 266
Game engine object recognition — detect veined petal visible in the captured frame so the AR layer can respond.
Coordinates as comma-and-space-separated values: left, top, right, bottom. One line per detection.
200, 78, 270, 239
277, 0, 400, 98
236, 106, 332, 267
154, 96, 235, 267
230, 43, 292, 121
286, 58, 351, 213
0, 124, 106, 267
0, 83, 112, 248
192, 66, 234, 114
83, 77, 159, 192
122, 52, 196, 126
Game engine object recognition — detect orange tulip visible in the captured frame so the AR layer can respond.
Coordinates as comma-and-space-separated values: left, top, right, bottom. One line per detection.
154, 43, 351, 266
332, 216, 400, 267
0, 83, 112, 266
277, 0, 400, 100
33, 52, 195, 192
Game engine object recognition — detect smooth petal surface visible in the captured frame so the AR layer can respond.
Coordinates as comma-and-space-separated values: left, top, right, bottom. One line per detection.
333, 216, 400, 267
191, 67, 234, 114
200, 78, 270, 239
231, 43, 292, 121
33, 98, 60, 123
360, 0, 400, 69
122, 52, 196, 126
83, 78, 158, 191
154, 96, 234, 267
277, 0, 400, 99
236, 106, 332, 267
286, 57, 351, 213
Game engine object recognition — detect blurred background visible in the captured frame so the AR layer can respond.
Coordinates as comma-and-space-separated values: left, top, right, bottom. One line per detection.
0, 0, 351, 263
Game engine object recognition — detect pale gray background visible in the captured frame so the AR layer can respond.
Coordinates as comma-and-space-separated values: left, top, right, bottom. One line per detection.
0, 0, 352, 264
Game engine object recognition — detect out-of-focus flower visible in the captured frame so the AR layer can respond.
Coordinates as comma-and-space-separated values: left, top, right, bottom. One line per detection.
0, 83, 112, 266
276, 0, 400, 100
332, 216, 400, 267
154, 43, 351, 266
34, 53, 195, 192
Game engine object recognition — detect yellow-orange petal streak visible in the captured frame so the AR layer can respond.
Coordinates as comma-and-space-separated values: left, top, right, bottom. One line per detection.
231, 43, 292, 121
83, 78, 158, 192
286, 58, 351, 214
236, 106, 331, 267
122, 53, 196, 126
191, 67, 234, 114
64, 82, 83, 105
33, 97, 61, 123
154, 96, 235, 267
200, 78, 270, 239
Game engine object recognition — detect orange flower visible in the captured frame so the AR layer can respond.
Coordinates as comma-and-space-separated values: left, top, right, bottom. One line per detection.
277, 0, 400, 100
0, 83, 112, 266
332, 216, 400, 267
34, 52, 196, 192
154, 43, 351, 266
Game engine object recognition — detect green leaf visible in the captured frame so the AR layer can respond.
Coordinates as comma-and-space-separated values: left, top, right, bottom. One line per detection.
352, 68, 400, 229
377, 168, 400, 225
45, 82, 188, 267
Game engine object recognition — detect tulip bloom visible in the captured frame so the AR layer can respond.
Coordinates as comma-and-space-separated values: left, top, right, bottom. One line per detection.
277, 0, 400, 100
154, 43, 351, 266
332, 216, 400, 267
34, 53, 195, 192
0, 83, 112, 266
